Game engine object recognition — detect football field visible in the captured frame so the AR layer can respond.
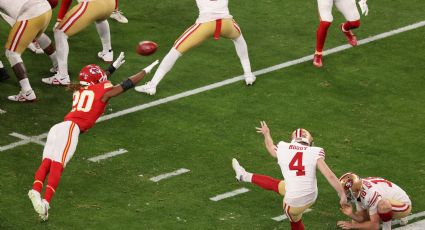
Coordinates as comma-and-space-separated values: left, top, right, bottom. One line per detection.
1, 0, 425, 229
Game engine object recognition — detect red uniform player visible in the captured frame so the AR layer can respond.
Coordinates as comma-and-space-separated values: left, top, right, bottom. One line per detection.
28, 53, 158, 221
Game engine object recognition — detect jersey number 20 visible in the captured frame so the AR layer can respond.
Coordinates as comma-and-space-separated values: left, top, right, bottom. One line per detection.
71, 90, 95, 112
289, 152, 306, 176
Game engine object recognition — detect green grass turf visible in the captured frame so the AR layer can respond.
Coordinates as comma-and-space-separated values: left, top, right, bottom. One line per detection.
0, 0, 425, 229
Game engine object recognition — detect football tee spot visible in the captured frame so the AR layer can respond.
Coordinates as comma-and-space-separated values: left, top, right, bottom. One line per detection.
271, 209, 313, 222
87, 148, 128, 162
149, 168, 191, 182
210, 187, 250, 201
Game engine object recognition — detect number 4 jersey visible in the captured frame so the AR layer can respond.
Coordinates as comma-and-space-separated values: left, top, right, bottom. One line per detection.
276, 141, 325, 206
64, 81, 113, 132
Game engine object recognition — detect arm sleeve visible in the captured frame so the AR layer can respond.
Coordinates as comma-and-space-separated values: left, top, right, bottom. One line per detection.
57, 0, 73, 21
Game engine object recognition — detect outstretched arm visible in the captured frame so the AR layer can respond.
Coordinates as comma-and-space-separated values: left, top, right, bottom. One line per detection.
317, 158, 348, 207
101, 60, 159, 102
256, 121, 277, 158
105, 52, 126, 77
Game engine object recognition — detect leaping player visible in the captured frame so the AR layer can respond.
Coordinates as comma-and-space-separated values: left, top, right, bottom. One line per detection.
135, 0, 256, 95
27, 53, 159, 221
313, 0, 369, 67
232, 121, 348, 230
42, 0, 116, 86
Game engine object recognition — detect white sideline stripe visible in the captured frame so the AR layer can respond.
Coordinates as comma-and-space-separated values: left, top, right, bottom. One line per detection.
149, 168, 190, 182
87, 148, 128, 162
393, 211, 425, 226
210, 188, 250, 201
2, 20, 425, 152
396, 219, 425, 230
271, 209, 313, 222
0, 109, 6, 114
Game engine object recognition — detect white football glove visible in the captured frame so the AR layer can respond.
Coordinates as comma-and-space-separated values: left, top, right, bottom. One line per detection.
358, 0, 369, 16
143, 60, 159, 74
112, 52, 126, 69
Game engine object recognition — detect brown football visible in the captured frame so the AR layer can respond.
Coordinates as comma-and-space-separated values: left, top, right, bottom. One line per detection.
136, 41, 158, 56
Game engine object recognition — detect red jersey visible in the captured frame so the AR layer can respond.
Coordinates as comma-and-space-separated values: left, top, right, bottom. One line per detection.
64, 81, 113, 132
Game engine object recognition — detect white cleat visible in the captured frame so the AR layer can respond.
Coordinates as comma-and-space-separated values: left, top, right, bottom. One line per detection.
110, 10, 128, 23
50, 65, 58, 74
39, 199, 50, 221
399, 217, 408, 226
232, 158, 247, 182
135, 81, 157, 95
28, 190, 45, 216
28, 41, 44, 54
42, 73, 70, 86
8, 89, 36, 102
244, 73, 256, 85
98, 50, 113, 63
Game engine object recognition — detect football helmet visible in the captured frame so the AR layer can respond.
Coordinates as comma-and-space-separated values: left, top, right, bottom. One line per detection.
291, 128, 313, 146
79, 64, 107, 86
339, 172, 362, 202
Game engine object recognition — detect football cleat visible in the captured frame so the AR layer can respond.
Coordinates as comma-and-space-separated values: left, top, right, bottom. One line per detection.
39, 199, 50, 221
98, 50, 114, 63
232, 158, 247, 182
42, 73, 70, 86
110, 10, 128, 23
313, 54, 323, 68
28, 41, 44, 54
0, 67, 9, 81
340, 24, 358, 47
8, 89, 36, 102
244, 73, 256, 85
28, 190, 45, 216
135, 81, 157, 95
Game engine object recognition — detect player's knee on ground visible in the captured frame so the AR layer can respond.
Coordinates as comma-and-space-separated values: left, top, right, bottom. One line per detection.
5, 50, 23, 66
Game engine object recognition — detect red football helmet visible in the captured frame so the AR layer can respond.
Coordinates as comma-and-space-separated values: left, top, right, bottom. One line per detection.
79, 64, 107, 86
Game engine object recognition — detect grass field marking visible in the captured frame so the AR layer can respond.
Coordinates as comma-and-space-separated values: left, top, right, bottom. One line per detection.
0, 132, 47, 152
392, 210, 425, 226
210, 187, 250, 201
396, 219, 425, 229
2, 20, 425, 153
87, 148, 128, 162
0, 109, 6, 114
271, 209, 313, 222
149, 168, 191, 182
98, 20, 425, 123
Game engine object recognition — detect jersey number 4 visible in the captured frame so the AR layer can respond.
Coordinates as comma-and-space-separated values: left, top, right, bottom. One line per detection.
71, 90, 95, 112
289, 151, 306, 176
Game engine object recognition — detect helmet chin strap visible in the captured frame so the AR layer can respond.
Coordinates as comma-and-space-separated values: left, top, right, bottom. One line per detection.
348, 188, 358, 203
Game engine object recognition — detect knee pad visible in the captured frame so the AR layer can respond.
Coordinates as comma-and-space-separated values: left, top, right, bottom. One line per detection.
5, 50, 22, 66
36, 33, 52, 49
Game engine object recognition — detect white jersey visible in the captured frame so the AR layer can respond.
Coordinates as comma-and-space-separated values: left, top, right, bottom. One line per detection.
359, 177, 411, 215
0, 0, 50, 21
276, 141, 325, 206
196, 0, 232, 23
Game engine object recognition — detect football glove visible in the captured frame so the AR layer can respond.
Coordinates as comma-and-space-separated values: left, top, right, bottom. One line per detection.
143, 60, 159, 74
358, 0, 369, 16
112, 52, 126, 69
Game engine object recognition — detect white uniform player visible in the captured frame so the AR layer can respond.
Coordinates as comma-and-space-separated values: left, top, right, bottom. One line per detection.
0, 0, 50, 21
135, 0, 255, 95
232, 123, 348, 230
338, 173, 411, 230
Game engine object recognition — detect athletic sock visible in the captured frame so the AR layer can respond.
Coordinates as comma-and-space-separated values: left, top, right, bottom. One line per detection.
49, 51, 58, 67
315, 21, 332, 53
150, 48, 182, 86
290, 220, 305, 230
342, 20, 361, 31
19, 78, 32, 92
251, 174, 282, 194
33, 158, 52, 193
54, 30, 69, 76
95, 20, 112, 53
382, 221, 392, 230
44, 161, 64, 203
232, 34, 252, 75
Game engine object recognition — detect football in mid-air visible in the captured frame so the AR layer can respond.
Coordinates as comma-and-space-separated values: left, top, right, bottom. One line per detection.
136, 41, 158, 56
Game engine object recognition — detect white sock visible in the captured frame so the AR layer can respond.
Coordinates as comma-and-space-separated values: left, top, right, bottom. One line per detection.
49, 51, 58, 67
95, 20, 112, 52
36, 33, 51, 49
382, 221, 392, 230
0, 61, 3, 68
150, 48, 182, 86
243, 172, 253, 183
54, 30, 69, 76
19, 78, 32, 92
232, 34, 252, 75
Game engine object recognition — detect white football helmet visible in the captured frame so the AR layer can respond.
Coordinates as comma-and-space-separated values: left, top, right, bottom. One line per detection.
291, 128, 313, 146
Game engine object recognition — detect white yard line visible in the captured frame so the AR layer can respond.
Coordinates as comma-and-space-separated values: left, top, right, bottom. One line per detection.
149, 168, 190, 182
87, 148, 128, 162
210, 188, 250, 201
0, 133, 46, 152
2, 20, 425, 152
0, 109, 6, 114
271, 209, 313, 222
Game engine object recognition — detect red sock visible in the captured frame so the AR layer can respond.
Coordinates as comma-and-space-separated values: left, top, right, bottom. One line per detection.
115, 0, 118, 10
33, 158, 52, 193
44, 161, 64, 203
290, 220, 305, 230
251, 174, 281, 194
342, 20, 361, 31
316, 21, 332, 53
378, 211, 393, 222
